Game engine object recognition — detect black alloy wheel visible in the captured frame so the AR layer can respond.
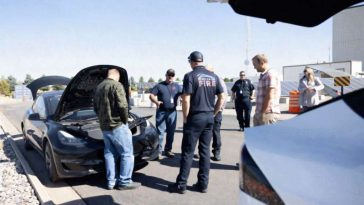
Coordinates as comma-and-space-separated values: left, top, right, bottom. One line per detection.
22, 124, 33, 150
44, 142, 60, 182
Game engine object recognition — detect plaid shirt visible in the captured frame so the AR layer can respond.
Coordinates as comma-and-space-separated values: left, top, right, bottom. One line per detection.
255, 69, 281, 114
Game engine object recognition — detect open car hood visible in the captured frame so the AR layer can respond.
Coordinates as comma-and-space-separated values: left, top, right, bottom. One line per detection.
228, 0, 364, 27
54, 65, 129, 120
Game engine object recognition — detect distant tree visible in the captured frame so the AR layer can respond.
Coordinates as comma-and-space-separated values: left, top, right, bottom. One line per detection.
24, 74, 34, 85
40, 86, 50, 92
147, 77, 155, 83
52, 85, 65, 90
129, 76, 137, 91
138, 76, 144, 83
0, 79, 11, 96
223, 77, 230, 82
129, 76, 136, 87
175, 77, 181, 82
158, 78, 163, 83
7, 75, 17, 91
230, 78, 234, 82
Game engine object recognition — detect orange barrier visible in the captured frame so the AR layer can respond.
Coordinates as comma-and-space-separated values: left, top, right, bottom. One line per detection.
288, 90, 300, 113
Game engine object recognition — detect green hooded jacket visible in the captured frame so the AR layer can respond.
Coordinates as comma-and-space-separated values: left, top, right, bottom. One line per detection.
93, 78, 128, 131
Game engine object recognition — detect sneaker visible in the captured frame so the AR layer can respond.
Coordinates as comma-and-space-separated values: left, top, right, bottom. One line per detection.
192, 183, 208, 193
193, 153, 200, 159
107, 185, 115, 190
116, 182, 141, 190
164, 151, 175, 158
168, 183, 186, 194
152, 154, 161, 161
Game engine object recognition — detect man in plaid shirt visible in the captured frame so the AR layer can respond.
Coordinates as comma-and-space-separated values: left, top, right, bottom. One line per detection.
252, 54, 281, 126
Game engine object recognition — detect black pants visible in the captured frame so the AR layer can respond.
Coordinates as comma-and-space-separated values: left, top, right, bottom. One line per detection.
176, 112, 214, 190
235, 98, 252, 129
212, 111, 222, 153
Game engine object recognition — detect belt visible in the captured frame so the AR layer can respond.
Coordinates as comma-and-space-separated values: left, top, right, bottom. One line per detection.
160, 107, 176, 112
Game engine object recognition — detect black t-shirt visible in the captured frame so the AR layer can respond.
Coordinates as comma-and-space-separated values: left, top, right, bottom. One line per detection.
231, 79, 254, 99
182, 66, 223, 113
151, 81, 182, 110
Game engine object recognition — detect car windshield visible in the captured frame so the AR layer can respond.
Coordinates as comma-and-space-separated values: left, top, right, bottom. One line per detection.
47, 94, 62, 116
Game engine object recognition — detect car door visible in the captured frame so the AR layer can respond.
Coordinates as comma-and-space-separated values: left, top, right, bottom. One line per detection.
27, 96, 48, 150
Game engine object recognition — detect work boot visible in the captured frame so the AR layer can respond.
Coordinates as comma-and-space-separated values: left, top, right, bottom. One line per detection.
212, 150, 221, 161
192, 182, 208, 193
116, 182, 141, 190
168, 183, 186, 194
164, 150, 175, 158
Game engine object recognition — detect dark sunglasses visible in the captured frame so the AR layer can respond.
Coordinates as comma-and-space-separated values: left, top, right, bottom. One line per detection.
167, 74, 175, 77
240, 74, 245, 76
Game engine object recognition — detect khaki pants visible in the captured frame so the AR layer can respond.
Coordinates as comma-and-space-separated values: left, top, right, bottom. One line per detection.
253, 113, 280, 127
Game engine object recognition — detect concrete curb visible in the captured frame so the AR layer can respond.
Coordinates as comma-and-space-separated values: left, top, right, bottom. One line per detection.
0, 111, 86, 205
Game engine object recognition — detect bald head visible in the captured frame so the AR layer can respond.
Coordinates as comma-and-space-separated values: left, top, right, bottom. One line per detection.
107, 68, 120, 81
205, 64, 215, 73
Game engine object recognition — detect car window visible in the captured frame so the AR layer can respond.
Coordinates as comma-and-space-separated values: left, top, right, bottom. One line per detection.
33, 96, 46, 119
47, 94, 62, 116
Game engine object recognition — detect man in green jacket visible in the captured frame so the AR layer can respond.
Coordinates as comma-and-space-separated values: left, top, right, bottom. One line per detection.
94, 68, 140, 190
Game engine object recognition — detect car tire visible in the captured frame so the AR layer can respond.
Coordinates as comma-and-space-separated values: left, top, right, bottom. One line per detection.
44, 142, 60, 182
22, 124, 33, 150
24, 137, 33, 150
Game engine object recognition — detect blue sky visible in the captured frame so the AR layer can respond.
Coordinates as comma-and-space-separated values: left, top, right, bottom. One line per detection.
0, 0, 332, 82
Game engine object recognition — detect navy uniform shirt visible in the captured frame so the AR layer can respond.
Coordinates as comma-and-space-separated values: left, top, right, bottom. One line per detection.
183, 66, 223, 113
151, 81, 182, 110
231, 79, 254, 100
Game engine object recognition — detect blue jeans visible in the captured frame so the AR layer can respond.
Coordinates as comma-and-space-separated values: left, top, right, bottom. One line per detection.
156, 109, 177, 153
102, 124, 134, 187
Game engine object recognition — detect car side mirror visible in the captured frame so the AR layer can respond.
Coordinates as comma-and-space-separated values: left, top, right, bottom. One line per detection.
28, 113, 41, 121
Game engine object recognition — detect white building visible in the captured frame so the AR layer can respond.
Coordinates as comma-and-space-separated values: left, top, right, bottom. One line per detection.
333, 5, 364, 76
282, 61, 362, 81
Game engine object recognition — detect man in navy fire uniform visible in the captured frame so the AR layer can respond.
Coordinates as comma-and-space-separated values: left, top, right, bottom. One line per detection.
168, 51, 224, 194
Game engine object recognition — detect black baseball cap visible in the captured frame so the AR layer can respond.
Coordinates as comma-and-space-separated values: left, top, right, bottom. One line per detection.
188, 51, 203, 62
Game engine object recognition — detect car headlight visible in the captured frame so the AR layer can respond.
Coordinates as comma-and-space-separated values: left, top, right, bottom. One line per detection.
58, 130, 87, 146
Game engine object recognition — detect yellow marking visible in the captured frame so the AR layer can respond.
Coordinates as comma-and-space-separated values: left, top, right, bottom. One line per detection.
334, 76, 350, 86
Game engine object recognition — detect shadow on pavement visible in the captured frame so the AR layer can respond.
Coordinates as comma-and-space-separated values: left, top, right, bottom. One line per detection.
133, 172, 172, 192
60, 195, 121, 205
159, 153, 238, 171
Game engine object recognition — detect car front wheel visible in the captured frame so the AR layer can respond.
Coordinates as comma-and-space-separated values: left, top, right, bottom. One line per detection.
44, 142, 60, 182
22, 124, 33, 150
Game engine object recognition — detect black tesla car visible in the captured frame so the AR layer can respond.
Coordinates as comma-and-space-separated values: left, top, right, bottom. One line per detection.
21, 65, 159, 182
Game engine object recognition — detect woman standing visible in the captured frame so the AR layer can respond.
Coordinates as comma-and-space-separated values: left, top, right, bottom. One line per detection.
298, 67, 324, 112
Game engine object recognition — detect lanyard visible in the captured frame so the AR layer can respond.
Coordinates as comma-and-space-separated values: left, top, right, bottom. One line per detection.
167, 83, 175, 104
